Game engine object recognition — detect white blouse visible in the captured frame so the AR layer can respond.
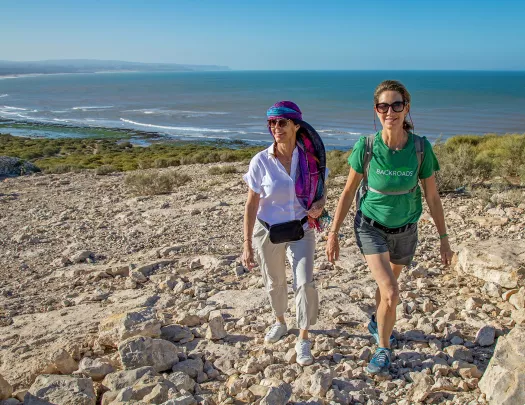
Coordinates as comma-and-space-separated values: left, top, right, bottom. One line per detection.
243, 143, 327, 227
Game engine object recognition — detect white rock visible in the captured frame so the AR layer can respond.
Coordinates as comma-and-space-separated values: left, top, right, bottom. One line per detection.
479, 326, 525, 405
118, 336, 179, 372
456, 239, 525, 288
205, 311, 226, 340
98, 307, 161, 348
0, 374, 13, 400
78, 357, 114, 381
25, 375, 96, 405
50, 349, 78, 375
475, 325, 496, 347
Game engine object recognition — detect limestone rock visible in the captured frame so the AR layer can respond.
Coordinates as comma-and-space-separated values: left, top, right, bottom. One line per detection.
479, 326, 525, 405
24, 375, 96, 405
172, 358, 204, 379
98, 307, 161, 348
444, 345, 474, 363
509, 287, 525, 309
456, 239, 525, 288
260, 382, 292, 405
475, 325, 496, 347
0, 156, 40, 177
512, 309, 525, 325
309, 369, 333, 397
0, 374, 12, 400
408, 372, 434, 402
78, 357, 115, 381
102, 367, 157, 391
160, 324, 194, 343
205, 311, 226, 340
165, 372, 195, 393
118, 336, 179, 372
50, 349, 78, 374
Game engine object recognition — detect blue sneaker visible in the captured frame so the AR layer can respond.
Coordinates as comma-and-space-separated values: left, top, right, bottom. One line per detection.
368, 314, 397, 348
366, 347, 392, 375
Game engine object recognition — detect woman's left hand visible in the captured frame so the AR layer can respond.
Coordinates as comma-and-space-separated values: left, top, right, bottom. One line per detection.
440, 238, 454, 266
307, 198, 325, 219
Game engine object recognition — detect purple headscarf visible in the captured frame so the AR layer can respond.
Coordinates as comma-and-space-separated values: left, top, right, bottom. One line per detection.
266, 101, 326, 230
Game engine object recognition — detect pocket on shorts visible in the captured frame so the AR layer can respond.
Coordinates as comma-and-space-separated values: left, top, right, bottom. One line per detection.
388, 224, 418, 262
354, 215, 388, 256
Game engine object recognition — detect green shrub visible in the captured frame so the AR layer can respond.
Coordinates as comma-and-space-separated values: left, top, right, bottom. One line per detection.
326, 150, 352, 177
208, 165, 238, 175
45, 164, 77, 174
124, 170, 191, 196
95, 165, 117, 175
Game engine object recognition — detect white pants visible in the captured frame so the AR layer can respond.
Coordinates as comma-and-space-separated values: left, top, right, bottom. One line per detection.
252, 219, 319, 330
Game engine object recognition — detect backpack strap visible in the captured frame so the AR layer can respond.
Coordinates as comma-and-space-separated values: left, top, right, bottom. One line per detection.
413, 134, 425, 178
355, 134, 376, 209
362, 134, 376, 190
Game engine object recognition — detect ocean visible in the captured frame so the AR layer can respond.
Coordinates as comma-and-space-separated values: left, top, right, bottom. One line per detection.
1, 70, 524, 149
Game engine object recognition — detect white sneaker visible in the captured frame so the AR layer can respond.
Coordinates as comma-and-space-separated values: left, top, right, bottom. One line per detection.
295, 339, 314, 366
264, 323, 287, 343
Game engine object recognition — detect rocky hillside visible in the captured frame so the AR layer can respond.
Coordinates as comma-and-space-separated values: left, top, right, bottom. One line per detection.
0, 163, 524, 405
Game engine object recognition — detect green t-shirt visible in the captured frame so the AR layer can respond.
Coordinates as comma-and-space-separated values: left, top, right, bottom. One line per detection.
348, 132, 440, 228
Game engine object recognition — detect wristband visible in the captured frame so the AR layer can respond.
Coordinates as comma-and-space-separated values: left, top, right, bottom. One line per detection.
439, 233, 448, 240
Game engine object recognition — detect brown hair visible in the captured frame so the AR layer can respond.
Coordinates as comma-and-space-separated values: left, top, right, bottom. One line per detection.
374, 80, 413, 132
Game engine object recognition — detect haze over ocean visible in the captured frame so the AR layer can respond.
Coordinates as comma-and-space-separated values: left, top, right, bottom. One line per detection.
1, 70, 524, 149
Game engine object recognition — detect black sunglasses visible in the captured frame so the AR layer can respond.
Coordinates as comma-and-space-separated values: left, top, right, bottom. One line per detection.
375, 101, 406, 113
267, 118, 290, 128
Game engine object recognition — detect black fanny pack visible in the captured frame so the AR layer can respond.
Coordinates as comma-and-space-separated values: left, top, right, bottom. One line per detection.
261, 216, 308, 244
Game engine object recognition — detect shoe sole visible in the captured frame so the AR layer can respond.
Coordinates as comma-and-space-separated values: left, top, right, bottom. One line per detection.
297, 358, 313, 366
264, 332, 287, 344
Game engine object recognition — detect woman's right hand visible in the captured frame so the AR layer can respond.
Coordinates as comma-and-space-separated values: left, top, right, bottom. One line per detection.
326, 232, 340, 263
242, 241, 256, 270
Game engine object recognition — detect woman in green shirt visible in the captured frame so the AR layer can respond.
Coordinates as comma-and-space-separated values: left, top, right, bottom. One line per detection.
326, 80, 453, 376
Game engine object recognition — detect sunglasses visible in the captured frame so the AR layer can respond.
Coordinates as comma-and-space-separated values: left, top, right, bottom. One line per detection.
267, 118, 290, 128
375, 101, 406, 113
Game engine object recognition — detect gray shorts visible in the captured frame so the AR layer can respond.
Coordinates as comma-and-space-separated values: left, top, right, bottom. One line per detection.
354, 211, 418, 266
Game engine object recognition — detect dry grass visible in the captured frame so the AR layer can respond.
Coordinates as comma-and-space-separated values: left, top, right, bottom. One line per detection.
124, 170, 192, 196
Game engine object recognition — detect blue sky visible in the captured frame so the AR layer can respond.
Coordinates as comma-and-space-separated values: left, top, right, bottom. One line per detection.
1, 0, 524, 70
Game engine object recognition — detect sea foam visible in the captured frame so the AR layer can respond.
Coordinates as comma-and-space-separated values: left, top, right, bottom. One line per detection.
119, 118, 233, 133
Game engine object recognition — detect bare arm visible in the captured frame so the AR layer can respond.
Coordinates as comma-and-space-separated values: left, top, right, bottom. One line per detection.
326, 168, 363, 262
242, 189, 260, 269
421, 174, 453, 265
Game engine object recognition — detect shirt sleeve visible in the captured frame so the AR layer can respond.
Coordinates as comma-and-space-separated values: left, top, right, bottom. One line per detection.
243, 154, 263, 194
348, 136, 366, 174
419, 137, 441, 179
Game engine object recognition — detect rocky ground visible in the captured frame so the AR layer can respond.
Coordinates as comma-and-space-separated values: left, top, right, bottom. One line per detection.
0, 162, 524, 405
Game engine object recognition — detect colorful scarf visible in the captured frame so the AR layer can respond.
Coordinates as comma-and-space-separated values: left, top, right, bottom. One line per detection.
267, 101, 327, 230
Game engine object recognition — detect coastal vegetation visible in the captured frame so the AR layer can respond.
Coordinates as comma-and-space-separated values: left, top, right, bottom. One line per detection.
124, 171, 192, 196
1, 132, 524, 192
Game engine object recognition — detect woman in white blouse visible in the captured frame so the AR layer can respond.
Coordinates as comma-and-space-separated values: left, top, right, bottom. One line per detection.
242, 101, 327, 366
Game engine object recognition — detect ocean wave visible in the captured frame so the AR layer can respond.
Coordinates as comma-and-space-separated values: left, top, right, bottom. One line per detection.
123, 108, 229, 117
119, 118, 233, 133
2, 106, 27, 111
318, 129, 362, 135
72, 105, 114, 110
0, 94, 8, 98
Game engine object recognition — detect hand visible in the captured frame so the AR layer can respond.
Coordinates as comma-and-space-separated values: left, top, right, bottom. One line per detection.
308, 198, 326, 219
326, 232, 340, 264
440, 238, 453, 266
242, 242, 256, 270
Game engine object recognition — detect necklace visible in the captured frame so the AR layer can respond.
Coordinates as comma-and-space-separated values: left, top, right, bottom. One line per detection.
277, 150, 293, 164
